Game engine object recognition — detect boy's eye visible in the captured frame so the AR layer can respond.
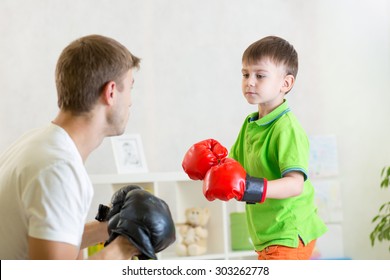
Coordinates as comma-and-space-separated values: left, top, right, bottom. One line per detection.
242, 73, 249, 78
256, 74, 265, 79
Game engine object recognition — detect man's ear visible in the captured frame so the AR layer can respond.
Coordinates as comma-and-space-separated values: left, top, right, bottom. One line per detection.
282, 74, 295, 94
101, 81, 116, 106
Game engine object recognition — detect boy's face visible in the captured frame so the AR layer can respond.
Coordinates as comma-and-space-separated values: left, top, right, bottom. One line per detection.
241, 58, 293, 111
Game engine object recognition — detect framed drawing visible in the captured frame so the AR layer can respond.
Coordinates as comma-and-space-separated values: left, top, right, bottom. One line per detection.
111, 134, 148, 174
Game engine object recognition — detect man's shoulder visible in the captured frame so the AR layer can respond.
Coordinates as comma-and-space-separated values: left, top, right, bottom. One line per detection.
13, 124, 81, 173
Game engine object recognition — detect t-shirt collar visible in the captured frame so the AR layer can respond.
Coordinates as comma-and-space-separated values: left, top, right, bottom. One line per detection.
248, 99, 291, 126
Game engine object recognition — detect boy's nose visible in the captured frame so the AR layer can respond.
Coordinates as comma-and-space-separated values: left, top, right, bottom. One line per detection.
247, 76, 256, 87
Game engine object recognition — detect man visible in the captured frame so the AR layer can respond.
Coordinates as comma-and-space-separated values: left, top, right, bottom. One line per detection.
0, 35, 175, 259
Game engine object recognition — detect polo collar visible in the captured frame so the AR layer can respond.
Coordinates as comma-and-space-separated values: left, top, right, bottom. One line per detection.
248, 99, 291, 126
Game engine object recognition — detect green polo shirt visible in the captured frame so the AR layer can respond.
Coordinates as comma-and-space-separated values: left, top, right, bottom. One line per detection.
229, 100, 327, 251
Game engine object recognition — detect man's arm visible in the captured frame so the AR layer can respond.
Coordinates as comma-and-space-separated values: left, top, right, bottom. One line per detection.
80, 220, 109, 249
28, 234, 139, 260
28, 236, 79, 260
81, 220, 142, 259
88, 236, 140, 260
28, 221, 108, 259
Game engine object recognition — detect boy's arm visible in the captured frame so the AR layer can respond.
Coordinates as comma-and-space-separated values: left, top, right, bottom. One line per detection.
265, 171, 304, 199
203, 159, 304, 203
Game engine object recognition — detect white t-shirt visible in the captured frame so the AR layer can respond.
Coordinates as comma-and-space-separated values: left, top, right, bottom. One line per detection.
0, 123, 93, 259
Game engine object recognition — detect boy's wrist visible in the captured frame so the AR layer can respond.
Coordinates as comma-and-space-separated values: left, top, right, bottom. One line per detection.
243, 175, 267, 204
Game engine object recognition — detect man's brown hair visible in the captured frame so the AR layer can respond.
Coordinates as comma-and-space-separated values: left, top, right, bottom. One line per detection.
55, 35, 140, 114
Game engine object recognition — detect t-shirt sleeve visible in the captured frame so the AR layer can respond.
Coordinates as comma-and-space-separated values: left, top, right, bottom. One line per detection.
22, 161, 90, 247
276, 125, 310, 181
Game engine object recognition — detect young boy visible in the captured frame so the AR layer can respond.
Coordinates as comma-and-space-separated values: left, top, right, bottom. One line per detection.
182, 36, 327, 260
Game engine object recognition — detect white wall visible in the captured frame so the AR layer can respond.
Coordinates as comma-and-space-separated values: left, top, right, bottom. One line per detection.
1, 0, 389, 259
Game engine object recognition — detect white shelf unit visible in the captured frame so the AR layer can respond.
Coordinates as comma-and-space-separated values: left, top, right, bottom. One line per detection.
89, 171, 256, 260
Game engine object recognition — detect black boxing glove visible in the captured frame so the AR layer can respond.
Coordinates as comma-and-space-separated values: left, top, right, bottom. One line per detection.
105, 188, 176, 260
95, 185, 142, 222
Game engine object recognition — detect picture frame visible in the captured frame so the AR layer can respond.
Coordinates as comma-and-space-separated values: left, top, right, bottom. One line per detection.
111, 134, 148, 174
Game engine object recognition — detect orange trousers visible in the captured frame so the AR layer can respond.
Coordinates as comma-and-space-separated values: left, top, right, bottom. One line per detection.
256, 238, 316, 260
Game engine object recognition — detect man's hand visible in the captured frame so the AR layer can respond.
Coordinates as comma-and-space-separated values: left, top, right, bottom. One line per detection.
105, 186, 176, 259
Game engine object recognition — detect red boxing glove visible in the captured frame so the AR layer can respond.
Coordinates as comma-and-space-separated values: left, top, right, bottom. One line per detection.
203, 158, 267, 203
182, 139, 228, 180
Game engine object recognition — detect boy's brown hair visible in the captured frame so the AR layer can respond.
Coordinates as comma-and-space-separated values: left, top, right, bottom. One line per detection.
242, 36, 298, 78
55, 34, 140, 114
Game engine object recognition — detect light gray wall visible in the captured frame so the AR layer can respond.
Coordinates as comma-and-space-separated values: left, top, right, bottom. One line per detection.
1, 0, 389, 259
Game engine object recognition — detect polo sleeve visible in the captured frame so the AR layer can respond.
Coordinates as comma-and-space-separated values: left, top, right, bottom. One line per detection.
276, 124, 310, 181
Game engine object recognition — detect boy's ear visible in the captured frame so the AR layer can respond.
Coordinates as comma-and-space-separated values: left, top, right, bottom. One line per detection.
282, 74, 295, 94
101, 81, 117, 106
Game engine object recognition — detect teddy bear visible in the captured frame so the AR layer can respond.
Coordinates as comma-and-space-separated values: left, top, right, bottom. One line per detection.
175, 207, 210, 256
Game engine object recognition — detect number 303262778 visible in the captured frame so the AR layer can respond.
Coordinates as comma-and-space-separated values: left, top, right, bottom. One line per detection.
215, 266, 270, 276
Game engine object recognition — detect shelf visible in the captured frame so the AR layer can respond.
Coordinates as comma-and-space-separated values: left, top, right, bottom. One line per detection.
89, 171, 190, 185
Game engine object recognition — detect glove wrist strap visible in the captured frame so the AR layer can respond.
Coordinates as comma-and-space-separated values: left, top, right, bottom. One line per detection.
95, 204, 111, 222
242, 175, 268, 204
